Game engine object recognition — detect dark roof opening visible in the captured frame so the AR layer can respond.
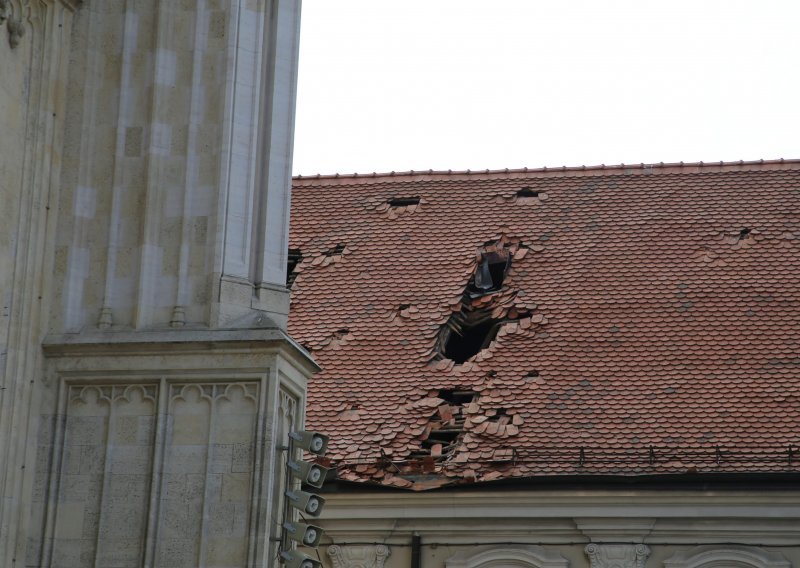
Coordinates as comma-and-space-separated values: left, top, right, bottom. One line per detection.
471, 251, 511, 294
443, 318, 499, 363
438, 389, 478, 405
488, 408, 509, 421
388, 197, 420, 207
516, 187, 539, 198
324, 243, 346, 256
408, 389, 477, 461
287, 249, 302, 288
739, 228, 751, 239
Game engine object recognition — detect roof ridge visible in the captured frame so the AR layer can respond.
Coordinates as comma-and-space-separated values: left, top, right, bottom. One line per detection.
294, 158, 800, 183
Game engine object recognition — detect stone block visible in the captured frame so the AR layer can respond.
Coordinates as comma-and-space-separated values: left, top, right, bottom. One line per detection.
209, 443, 233, 473
171, 413, 211, 445
206, 537, 247, 567
54, 503, 85, 539
231, 442, 254, 473
165, 445, 207, 474
221, 472, 251, 503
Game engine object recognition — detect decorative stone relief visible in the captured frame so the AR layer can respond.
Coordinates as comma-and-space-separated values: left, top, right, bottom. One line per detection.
586, 544, 650, 568
664, 546, 790, 568
446, 545, 569, 568
50, 384, 158, 567
328, 544, 391, 568
0, 0, 25, 48
155, 382, 259, 567
279, 389, 298, 438
44, 381, 262, 567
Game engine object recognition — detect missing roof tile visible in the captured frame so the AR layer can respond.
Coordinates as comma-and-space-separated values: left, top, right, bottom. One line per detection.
438, 389, 478, 406
409, 389, 477, 461
324, 243, 346, 257
286, 249, 302, 288
516, 187, 539, 198
388, 196, 421, 207
442, 315, 501, 364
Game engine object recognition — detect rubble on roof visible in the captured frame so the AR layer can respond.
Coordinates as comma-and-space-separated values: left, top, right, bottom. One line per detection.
289, 161, 800, 490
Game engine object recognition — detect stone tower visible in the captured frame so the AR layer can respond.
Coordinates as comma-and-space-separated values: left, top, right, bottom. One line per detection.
0, 1, 314, 566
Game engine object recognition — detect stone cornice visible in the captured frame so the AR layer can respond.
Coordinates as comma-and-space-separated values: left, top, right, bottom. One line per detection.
42, 328, 320, 373
321, 490, 800, 513
316, 491, 800, 544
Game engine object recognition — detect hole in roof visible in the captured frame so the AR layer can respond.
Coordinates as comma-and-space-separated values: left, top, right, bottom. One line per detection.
436, 241, 538, 364
525, 370, 540, 379
470, 251, 511, 295
443, 317, 500, 364
438, 389, 478, 406
324, 243, 346, 257
739, 228, 751, 239
516, 187, 539, 198
487, 408, 509, 421
388, 196, 420, 207
408, 389, 476, 461
286, 249, 302, 288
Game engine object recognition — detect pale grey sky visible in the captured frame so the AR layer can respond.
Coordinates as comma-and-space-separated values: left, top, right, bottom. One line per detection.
292, 1, 799, 175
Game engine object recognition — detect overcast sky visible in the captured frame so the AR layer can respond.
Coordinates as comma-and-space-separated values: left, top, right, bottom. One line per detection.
292, 1, 799, 176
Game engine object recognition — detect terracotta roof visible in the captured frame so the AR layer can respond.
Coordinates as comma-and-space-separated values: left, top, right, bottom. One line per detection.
289, 159, 800, 490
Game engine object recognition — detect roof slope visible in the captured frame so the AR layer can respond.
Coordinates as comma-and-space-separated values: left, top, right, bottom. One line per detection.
289, 160, 800, 490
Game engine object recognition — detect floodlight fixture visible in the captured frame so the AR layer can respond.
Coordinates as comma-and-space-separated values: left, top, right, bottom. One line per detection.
283, 521, 324, 548
280, 550, 322, 568
289, 431, 329, 455
288, 460, 330, 489
285, 490, 325, 517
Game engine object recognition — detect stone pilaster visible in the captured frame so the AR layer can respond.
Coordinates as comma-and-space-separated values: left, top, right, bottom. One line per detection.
0, 1, 80, 565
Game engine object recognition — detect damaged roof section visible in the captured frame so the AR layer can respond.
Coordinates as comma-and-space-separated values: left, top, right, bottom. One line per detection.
289, 161, 800, 490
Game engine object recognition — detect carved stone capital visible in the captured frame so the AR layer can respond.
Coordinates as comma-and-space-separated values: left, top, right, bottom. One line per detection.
328, 545, 391, 568
586, 544, 650, 568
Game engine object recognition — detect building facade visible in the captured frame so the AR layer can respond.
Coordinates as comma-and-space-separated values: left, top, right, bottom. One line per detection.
0, 1, 312, 566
